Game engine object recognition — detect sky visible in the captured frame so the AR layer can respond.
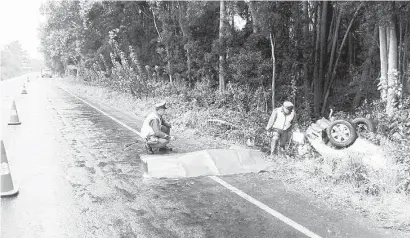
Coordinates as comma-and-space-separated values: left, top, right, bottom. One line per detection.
0, 0, 246, 60
0, 0, 46, 59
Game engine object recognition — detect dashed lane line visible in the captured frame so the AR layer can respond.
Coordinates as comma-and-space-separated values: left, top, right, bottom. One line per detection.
59, 86, 323, 238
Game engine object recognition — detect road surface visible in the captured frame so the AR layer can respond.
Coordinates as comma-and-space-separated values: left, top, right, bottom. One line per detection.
1, 74, 407, 238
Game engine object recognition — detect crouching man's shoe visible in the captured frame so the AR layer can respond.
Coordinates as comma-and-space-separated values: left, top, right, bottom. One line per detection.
159, 146, 173, 152
145, 144, 154, 154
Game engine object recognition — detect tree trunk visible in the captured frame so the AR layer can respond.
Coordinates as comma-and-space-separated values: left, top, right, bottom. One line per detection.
324, 8, 341, 93
165, 46, 173, 83
178, 1, 192, 87
303, 1, 311, 118
248, 1, 259, 34
270, 31, 276, 110
219, 0, 226, 93
386, 27, 390, 56
152, 9, 163, 42
352, 27, 378, 111
386, 11, 399, 117
403, 23, 409, 96
400, 21, 408, 96
399, 21, 403, 79
145, 65, 152, 82
327, 9, 335, 49
321, 3, 363, 115
152, 4, 173, 84
312, 2, 321, 112
129, 46, 147, 82
348, 33, 353, 67
379, 25, 388, 101
315, 1, 328, 116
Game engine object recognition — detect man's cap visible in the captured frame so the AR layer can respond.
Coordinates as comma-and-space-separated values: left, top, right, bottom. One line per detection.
283, 101, 294, 109
155, 101, 167, 110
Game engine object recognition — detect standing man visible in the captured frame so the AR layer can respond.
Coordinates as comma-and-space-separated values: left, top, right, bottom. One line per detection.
265, 101, 295, 156
140, 102, 173, 153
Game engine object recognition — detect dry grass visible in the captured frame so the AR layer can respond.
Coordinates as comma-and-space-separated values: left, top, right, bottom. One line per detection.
266, 151, 410, 231
61, 78, 410, 232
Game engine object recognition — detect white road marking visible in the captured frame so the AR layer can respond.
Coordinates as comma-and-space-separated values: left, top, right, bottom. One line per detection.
210, 176, 322, 238
61, 88, 141, 137
60, 87, 322, 238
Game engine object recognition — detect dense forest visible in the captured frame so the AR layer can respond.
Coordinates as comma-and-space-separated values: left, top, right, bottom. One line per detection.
39, 1, 410, 120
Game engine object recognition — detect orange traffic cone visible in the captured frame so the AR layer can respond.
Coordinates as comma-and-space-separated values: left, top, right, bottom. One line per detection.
21, 84, 27, 94
1, 141, 19, 197
8, 101, 21, 125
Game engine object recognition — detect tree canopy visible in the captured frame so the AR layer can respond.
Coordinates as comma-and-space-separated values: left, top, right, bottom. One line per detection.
1, 41, 43, 80
39, 1, 410, 117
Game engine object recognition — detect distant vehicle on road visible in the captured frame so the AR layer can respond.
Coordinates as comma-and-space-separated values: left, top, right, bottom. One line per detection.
41, 68, 52, 78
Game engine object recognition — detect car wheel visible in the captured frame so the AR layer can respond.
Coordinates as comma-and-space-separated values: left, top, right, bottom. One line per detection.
326, 120, 358, 148
352, 117, 375, 133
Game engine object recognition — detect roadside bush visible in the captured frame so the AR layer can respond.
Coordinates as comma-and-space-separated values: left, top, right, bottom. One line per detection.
354, 97, 410, 142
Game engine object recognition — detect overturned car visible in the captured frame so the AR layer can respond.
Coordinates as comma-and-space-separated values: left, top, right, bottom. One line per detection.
306, 110, 375, 148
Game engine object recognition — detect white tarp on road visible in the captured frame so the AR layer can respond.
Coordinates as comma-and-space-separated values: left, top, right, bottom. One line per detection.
140, 146, 272, 178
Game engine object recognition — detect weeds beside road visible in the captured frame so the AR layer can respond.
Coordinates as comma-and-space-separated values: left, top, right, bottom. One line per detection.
60, 77, 410, 232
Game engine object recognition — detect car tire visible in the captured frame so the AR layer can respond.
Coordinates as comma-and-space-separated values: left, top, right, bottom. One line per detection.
326, 120, 358, 148
352, 117, 375, 133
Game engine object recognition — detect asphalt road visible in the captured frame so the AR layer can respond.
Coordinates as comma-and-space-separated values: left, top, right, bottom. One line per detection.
1, 74, 407, 238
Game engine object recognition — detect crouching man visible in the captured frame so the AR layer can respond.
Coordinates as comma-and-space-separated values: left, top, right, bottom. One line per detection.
265, 101, 295, 156
141, 102, 173, 153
